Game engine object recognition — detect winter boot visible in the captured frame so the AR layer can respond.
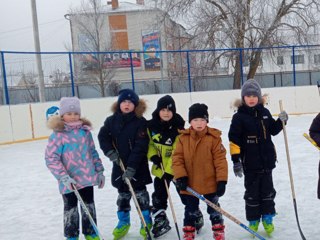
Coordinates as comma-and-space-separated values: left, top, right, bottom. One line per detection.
113, 211, 130, 240
152, 209, 171, 238
249, 220, 260, 232
140, 210, 153, 239
183, 226, 195, 240
84, 234, 100, 240
194, 210, 204, 233
212, 224, 225, 240
262, 214, 275, 236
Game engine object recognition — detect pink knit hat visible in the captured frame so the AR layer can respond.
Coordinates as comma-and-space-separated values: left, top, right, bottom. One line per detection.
59, 97, 81, 116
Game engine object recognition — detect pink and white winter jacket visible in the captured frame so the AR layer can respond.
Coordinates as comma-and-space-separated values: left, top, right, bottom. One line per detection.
45, 116, 104, 194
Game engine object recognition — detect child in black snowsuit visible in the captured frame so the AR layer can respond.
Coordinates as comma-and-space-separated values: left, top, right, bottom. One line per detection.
98, 89, 152, 239
228, 79, 288, 236
147, 95, 185, 237
309, 113, 320, 199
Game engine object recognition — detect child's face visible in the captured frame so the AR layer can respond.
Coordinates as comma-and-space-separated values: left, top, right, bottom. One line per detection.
244, 95, 259, 107
190, 118, 207, 132
159, 108, 173, 122
62, 112, 80, 123
120, 100, 135, 114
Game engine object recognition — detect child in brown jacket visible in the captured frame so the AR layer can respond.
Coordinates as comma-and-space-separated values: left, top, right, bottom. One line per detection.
172, 103, 228, 240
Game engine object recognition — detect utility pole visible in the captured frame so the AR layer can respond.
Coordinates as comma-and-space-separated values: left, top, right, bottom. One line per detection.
30, 0, 45, 102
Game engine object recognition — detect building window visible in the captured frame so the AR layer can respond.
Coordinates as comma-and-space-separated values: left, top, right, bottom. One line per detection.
314, 54, 320, 65
277, 56, 284, 65
291, 55, 304, 64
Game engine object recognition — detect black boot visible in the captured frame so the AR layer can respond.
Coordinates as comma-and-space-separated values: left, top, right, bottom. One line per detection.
194, 210, 204, 233
152, 209, 171, 238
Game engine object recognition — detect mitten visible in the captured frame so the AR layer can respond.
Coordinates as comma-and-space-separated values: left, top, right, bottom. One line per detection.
175, 176, 188, 191
122, 167, 136, 181
97, 173, 105, 189
151, 155, 162, 168
60, 175, 76, 191
278, 111, 288, 122
106, 149, 120, 165
233, 162, 243, 178
162, 172, 173, 182
216, 181, 227, 197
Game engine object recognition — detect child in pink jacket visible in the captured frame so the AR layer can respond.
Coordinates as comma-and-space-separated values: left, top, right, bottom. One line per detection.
45, 97, 105, 240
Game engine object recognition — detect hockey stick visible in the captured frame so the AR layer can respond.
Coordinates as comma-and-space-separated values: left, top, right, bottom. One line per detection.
279, 100, 306, 240
72, 185, 105, 240
303, 133, 320, 150
183, 185, 266, 240
113, 144, 153, 240
159, 163, 181, 240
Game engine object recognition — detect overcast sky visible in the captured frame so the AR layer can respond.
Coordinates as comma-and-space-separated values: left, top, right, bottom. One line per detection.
0, 0, 137, 52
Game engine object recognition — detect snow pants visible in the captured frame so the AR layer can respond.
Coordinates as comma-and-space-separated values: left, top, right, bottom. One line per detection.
180, 193, 223, 226
116, 185, 150, 211
62, 186, 97, 238
244, 171, 276, 221
151, 175, 173, 211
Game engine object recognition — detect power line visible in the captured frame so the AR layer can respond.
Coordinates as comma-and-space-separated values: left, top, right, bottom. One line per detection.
0, 19, 65, 35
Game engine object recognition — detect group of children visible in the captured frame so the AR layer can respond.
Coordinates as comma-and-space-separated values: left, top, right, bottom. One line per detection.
46, 78, 320, 240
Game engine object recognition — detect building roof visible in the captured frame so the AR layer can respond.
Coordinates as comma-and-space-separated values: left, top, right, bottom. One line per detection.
100, 1, 157, 14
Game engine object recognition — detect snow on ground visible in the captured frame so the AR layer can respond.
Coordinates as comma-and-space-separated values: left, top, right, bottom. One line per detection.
0, 114, 319, 239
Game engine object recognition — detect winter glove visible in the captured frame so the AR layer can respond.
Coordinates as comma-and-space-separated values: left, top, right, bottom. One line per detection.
233, 162, 243, 178
151, 155, 162, 169
216, 181, 227, 197
162, 172, 173, 182
60, 175, 76, 191
97, 173, 105, 189
278, 111, 288, 122
106, 149, 120, 165
122, 167, 136, 181
175, 176, 188, 191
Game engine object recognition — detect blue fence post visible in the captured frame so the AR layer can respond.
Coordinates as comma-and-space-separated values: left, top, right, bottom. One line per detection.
186, 51, 192, 92
129, 52, 135, 91
292, 46, 296, 86
68, 53, 75, 97
1, 51, 10, 105
239, 48, 244, 86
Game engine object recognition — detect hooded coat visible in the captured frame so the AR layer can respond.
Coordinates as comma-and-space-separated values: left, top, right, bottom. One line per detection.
147, 111, 185, 178
309, 113, 320, 199
228, 102, 283, 172
98, 99, 152, 190
172, 127, 228, 195
45, 116, 104, 194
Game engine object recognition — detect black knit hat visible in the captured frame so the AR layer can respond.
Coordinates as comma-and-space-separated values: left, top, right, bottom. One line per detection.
188, 103, 209, 123
241, 79, 262, 101
117, 89, 139, 106
155, 95, 176, 114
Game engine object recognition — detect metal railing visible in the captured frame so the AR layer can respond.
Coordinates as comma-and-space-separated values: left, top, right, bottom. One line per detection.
1, 44, 320, 105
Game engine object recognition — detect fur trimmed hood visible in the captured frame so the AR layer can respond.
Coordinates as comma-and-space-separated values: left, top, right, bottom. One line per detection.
111, 99, 147, 118
47, 115, 92, 132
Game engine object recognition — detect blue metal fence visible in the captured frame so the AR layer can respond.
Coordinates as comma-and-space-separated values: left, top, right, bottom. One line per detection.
1, 44, 320, 105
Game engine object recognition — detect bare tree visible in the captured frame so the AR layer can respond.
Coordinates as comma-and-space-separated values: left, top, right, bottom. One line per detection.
159, 0, 320, 88
69, 0, 118, 97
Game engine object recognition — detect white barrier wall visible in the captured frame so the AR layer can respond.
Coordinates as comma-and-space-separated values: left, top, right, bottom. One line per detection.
1, 86, 319, 144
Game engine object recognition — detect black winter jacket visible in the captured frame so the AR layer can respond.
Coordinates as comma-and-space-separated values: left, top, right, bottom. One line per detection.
228, 103, 283, 172
98, 100, 152, 190
309, 113, 320, 199
309, 113, 320, 147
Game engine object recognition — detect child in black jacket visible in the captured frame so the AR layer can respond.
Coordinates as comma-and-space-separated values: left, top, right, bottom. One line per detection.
228, 79, 288, 236
309, 113, 320, 199
98, 89, 152, 239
